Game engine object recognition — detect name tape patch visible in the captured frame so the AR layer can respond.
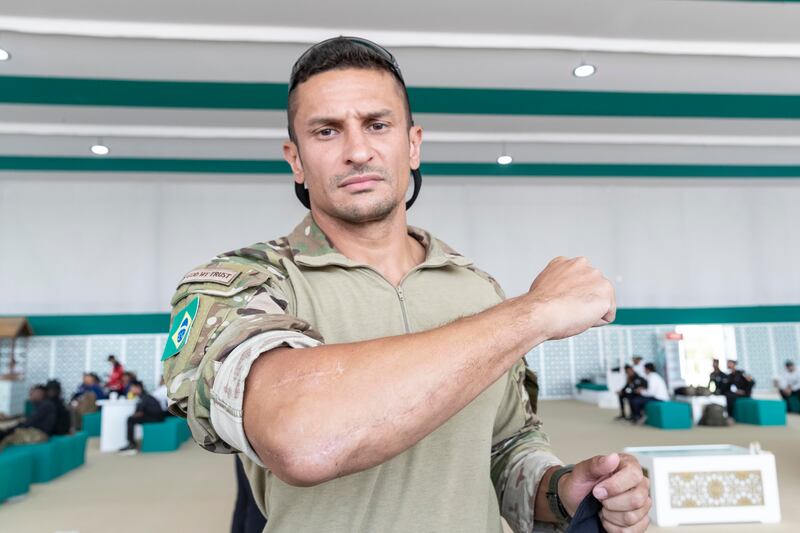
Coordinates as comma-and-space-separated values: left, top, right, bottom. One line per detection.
180, 268, 241, 286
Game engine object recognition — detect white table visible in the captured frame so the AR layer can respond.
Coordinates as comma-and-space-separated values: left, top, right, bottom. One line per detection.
626, 444, 781, 527
674, 394, 728, 423
96, 398, 138, 452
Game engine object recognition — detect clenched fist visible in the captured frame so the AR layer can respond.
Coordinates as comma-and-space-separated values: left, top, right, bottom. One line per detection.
525, 256, 616, 341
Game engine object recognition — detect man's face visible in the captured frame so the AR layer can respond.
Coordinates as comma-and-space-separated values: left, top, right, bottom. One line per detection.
712, 360, 720, 370
788, 364, 796, 373
727, 361, 736, 371
30, 389, 44, 402
83, 375, 93, 386
284, 68, 422, 224
625, 367, 634, 378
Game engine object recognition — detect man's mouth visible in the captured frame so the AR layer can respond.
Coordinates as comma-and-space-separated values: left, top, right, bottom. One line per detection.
339, 174, 384, 190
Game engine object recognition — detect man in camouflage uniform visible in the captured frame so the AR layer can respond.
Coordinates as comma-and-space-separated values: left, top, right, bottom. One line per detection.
163, 38, 651, 533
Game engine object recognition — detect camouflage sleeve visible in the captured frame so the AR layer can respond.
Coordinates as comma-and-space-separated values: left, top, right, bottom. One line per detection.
491, 359, 563, 533
162, 257, 323, 466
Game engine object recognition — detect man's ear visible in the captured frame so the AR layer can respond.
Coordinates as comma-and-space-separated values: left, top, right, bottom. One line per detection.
408, 125, 423, 170
283, 140, 305, 185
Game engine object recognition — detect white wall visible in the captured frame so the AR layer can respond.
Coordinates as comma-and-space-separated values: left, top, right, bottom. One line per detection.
1, 174, 799, 314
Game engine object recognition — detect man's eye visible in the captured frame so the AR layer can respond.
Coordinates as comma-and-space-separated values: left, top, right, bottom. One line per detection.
317, 128, 335, 137
370, 123, 388, 131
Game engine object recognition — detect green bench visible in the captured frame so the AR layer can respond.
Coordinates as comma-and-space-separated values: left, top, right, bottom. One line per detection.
82, 411, 102, 437
734, 398, 786, 426
645, 401, 693, 430
0, 446, 33, 502
575, 383, 609, 392
141, 417, 189, 453
3, 432, 89, 487
788, 395, 800, 414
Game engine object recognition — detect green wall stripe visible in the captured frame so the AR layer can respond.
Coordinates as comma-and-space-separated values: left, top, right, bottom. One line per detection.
14, 306, 800, 335
26, 314, 170, 336
3, 157, 800, 178
3, 75, 800, 119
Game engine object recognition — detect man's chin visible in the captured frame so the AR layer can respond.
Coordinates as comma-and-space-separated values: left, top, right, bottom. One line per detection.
333, 196, 400, 224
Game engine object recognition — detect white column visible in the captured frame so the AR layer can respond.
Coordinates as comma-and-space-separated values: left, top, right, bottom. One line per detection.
766, 325, 778, 380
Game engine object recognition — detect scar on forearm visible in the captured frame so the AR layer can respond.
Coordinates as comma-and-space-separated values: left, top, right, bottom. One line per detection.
271, 360, 345, 390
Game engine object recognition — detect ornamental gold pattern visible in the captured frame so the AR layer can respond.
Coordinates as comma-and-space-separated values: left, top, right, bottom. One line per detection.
669, 471, 764, 508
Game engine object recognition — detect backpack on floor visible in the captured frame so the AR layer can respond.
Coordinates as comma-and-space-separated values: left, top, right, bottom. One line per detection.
699, 404, 727, 426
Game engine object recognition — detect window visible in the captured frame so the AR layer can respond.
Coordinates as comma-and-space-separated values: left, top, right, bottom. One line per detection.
675, 325, 738, 388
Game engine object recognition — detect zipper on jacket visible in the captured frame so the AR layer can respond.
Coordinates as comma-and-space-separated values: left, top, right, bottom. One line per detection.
396, 286, 411, 333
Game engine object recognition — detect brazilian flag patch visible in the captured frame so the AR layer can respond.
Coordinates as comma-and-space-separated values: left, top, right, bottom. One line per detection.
162, 296, 200, 361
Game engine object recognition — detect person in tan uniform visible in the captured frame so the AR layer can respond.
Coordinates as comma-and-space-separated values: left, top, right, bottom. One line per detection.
163, 37, 651, 533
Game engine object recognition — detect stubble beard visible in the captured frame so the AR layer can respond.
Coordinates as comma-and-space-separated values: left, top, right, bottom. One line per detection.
327, 166, 401, 224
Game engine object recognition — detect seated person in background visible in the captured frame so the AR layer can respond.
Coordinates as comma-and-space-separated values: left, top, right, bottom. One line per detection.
774, 360, 800, 412
106, 354, 125, 395
721, 359, 754, 418
122, 371, 138, 398
0, 385, 56, 449
70, 372, 106, 429
615, 364, 647, 421
708, 358, 726, 394
632, 355, 646, 377
46, 380, 72, 436
118, 381, 165, 454
629, 363, 669, 424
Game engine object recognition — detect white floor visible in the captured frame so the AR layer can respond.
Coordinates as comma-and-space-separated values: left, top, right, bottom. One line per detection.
1, 400, 798, 533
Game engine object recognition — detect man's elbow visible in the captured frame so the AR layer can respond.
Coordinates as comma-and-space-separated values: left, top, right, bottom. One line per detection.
253, 435, 344, 488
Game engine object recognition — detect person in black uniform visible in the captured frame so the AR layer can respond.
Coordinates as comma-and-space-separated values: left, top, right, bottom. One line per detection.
118, 381, 165, 454
708, 358, 726, 394
721, 360, 755, 418
615, 365, 647, 421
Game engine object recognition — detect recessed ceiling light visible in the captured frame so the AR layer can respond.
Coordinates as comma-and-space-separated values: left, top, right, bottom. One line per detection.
91, 144, 110, 156
0, 49, 10, 61
573, 64, 596, 78
497, 154, 513, 165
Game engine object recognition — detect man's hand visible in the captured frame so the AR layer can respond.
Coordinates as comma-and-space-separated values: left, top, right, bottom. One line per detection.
559, 453, 651, 533
525, 256, 616, 341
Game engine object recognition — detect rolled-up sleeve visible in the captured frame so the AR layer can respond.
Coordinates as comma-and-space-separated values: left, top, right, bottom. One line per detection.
162, 260, 323, 457
491, 360, 563, 533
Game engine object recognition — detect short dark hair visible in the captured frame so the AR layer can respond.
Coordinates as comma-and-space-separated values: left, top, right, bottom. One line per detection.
286, 37, 412, 144
130, 380, 145, 391
623, 364, 632, 370
107, 354, 117, 362
644, 363, 656, 372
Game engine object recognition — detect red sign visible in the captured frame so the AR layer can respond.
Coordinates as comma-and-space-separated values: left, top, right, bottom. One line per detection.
665, 332, 684, 341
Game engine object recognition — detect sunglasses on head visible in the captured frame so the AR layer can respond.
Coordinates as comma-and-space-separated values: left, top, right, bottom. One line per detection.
289, 36, 406, 93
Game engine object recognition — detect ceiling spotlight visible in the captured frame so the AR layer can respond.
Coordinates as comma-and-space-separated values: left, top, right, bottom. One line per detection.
0, 48, 10, 61
497, 154, 513, 165
573, 64, 596, 78
91, 144, 110, 156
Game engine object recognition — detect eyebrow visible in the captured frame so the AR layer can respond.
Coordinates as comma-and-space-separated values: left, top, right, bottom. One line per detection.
305, 108, 395, 129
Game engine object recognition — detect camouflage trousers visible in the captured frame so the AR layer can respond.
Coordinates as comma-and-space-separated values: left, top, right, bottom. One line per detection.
0, 427, 48, 451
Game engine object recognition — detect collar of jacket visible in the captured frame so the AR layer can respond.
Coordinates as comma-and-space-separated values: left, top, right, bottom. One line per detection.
286, 213, 473, 270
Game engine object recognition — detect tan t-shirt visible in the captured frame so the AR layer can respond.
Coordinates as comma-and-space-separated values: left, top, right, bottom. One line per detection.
163, 214, 561, 533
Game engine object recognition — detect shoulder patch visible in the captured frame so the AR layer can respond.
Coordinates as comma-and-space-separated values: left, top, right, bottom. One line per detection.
162, 296, 200, 361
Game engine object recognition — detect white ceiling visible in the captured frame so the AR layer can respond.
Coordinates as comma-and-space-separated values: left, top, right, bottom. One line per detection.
1, 1, 800, 170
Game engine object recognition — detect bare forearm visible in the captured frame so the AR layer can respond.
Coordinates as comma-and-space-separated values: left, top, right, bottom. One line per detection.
244, 295, 545, 485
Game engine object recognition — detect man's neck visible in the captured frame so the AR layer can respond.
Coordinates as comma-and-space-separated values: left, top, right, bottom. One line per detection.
312, 208, 426, 286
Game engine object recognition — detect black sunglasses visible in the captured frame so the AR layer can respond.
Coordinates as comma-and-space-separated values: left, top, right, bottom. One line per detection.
289, 36, 406, 93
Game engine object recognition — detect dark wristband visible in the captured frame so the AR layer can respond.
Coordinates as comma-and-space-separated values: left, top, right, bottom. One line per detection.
546, 464, 575, 525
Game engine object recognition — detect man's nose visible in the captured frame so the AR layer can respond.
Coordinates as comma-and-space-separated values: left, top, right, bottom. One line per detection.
343, 129, 374, 167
